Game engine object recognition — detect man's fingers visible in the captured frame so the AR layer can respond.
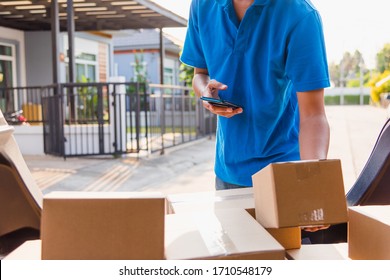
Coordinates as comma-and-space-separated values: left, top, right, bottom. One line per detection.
302, 225, 330, 232
205, 105, 243, 117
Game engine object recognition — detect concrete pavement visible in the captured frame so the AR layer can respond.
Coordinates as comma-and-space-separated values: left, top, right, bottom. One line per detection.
23, 105, 389, 196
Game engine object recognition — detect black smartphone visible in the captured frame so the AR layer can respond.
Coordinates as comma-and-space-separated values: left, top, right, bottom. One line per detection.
200, 96, 243, 110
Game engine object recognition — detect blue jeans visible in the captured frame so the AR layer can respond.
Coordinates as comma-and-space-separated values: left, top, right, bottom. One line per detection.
215, 177, 252, 190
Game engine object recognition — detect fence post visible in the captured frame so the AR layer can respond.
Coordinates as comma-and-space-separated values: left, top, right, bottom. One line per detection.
160, 88, 165, 155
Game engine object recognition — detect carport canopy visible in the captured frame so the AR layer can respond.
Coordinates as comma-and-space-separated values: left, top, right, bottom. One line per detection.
0, 0, 187, 84
0, 0, 187, 31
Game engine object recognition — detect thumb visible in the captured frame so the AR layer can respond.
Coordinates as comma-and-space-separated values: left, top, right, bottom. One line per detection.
209, 79, 228, 91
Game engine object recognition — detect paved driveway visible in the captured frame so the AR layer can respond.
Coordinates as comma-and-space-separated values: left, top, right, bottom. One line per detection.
23, 105, 388, 195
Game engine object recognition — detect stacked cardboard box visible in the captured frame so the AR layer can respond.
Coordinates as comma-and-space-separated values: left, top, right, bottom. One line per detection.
286, 243, 349, 260
1, 119, 351, 261
6, 208, 286, 260
348, 205, 390, 260
167, 188, 301, 250
41, 191, 165, 260
252, 159, 349, 229
165, 208, 285, 260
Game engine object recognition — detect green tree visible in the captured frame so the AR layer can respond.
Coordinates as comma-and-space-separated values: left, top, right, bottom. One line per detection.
178, 50, 195, 96
368, 70, 390, 105
329, 62, 341, 87
179, 62, 194, 88
337, 50, 368, 87
131, 52, 148, 83
376, 44, 390, 73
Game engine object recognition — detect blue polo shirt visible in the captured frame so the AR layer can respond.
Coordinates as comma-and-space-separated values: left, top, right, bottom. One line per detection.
181, 0, 330, 186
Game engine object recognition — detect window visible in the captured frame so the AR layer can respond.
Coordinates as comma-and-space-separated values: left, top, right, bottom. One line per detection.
0, 43, 17, 112
66, 51, 97, 83
76, 52, 97, 82
164, 67, 173, 85
0, 43, 16, 88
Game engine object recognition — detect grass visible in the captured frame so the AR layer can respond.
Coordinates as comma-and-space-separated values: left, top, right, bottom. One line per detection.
325, 95, 371, 105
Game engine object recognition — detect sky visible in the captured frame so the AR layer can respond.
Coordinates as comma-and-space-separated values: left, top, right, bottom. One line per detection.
151, 0, 390, 69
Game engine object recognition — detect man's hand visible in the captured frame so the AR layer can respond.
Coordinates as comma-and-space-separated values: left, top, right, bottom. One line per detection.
193, 68, 243, 118
201, 79, 243, 118
302, 225, 330, 232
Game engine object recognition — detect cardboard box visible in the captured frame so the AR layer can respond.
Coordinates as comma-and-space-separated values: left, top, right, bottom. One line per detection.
41, 191, 165, 260
167, 189, 301, 250
252, 159, 348, 228
0, 111, 42, 237
348, 205, 390, 260
167, 188, 254, 214
3, 240, 41, 260
266, 227, 301, 250
286, 243, 349, 260
165, 208, 285, 260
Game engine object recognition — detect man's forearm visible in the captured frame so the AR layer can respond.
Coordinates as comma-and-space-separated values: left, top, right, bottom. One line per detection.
192, 68, 210, 98
299, 114, 330, 160
192, 74, 209, 97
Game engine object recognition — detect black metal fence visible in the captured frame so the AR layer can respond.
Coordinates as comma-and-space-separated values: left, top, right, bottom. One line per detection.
0, 83, 216, 157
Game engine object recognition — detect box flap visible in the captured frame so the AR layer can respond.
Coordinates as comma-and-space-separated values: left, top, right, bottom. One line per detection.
0, 112, 42, 236
44, 191, 164, 200
165, 209, 284, 260
349, 205, 390, 226
252, 164, 279, 227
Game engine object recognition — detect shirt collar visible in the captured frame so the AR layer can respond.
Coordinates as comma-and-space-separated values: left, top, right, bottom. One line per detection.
215, 0, 270, 7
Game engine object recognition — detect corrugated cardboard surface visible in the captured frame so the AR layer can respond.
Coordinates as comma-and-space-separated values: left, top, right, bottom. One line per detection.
252, 160, 348, 228
348, 206, 390, 260
41, 192, 165, 260
286, 243, 348, 260
165, 209, 285, 260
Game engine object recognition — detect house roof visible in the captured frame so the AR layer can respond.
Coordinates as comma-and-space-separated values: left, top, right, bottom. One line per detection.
0, 0, 187, 31
113, 29, 183, 53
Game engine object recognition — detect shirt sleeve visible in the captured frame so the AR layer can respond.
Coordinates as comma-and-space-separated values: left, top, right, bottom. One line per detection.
285, 10, 331, 92
180, 0, 208, 69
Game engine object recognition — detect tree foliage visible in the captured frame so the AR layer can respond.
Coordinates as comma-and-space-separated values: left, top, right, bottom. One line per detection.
376, 43, 390, 73
366, 44, 390, 105
179, 62, 194, 88
369, 70, 390, 104
330, 50, 368, 87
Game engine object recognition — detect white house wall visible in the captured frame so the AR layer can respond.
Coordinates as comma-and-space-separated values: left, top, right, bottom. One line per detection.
63, 33, 114, 82
24, 31, 56, 86
0, 26, 26, 87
